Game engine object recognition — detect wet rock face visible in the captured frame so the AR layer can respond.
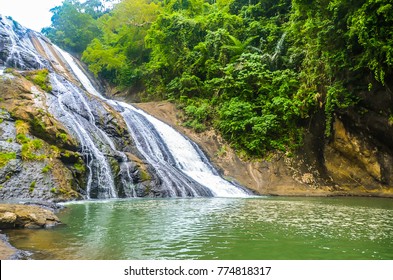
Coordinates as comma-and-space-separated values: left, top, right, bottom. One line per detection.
0, 116, 78, 201
0, 16, 11, 66
88, 98, 155, 196
45, 77, 155, 198
0, 75, 153, 201
0, 74, 83, 201
0, 204, 60, 229
0, 16, 48, 70
0, 15, 156, 200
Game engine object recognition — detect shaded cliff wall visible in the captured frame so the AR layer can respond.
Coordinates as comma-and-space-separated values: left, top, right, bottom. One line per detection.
135, 96, 393, 198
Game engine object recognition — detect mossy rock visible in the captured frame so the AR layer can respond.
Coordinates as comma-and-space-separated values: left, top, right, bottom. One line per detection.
22, 69, 52, 92
0, 152, 16, 168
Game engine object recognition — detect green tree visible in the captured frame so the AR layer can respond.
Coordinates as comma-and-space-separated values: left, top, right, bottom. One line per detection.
43, 0, 393, 158
348, 0, 393, 84
82, 0, 161, 87
42, 0, 103, 54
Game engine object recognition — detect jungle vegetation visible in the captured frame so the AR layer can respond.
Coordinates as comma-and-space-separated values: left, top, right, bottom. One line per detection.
43, 0, 393, 157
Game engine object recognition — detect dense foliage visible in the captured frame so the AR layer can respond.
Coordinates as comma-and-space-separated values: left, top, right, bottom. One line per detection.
42, 0, 110, 53
44, 0, 393, 157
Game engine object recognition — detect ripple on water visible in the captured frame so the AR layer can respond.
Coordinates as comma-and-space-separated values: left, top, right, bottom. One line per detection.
5, 197, 393, 260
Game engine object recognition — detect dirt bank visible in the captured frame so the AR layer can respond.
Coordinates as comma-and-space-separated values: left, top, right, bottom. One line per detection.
134, 101, 393, 198
135, 102, 325, 196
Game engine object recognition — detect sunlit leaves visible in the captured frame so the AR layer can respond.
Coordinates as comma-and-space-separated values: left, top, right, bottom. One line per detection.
42, 0, 102, 53
45, 0, 392, 158
82, 38, 126, 75
82, 0, 161, 86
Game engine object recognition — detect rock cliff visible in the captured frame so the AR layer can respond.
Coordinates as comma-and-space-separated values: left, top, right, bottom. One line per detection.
0, 16, 158, 201
135, 100, 393, 197
2, 14, 392, 201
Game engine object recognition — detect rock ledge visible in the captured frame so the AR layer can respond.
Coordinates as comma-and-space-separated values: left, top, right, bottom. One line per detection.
0, 204, 60, 229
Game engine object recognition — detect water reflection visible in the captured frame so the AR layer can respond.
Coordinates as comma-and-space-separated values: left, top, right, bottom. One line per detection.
6, 197, 393, 260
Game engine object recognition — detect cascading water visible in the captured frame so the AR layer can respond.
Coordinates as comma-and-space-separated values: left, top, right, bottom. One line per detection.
116, 102, 250, 197
0, 15, 252, 198
58, 54, 251, 197
111, 101, 214, 197
47, 74, 118, 199
54, 47, 100, 96
56, 46, 250, 197
1, 16, 128, 199
0, 16, 47, 69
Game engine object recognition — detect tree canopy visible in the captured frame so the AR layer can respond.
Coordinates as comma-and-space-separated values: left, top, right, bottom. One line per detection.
43, 0, 393, 157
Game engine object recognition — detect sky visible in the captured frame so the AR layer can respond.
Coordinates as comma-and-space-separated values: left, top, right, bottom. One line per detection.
0, 0, 64, 31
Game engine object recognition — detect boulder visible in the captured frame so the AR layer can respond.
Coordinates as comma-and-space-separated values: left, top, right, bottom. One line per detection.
0, 204, 60, 229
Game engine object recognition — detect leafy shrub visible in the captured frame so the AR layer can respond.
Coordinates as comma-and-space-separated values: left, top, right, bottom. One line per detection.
183, 99, 212, 132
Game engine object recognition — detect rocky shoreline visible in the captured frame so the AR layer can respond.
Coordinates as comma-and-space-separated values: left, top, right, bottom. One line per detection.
0, 232, 18, 259
0, 231, 31, 260
0, 202, 61, 259
0, 203, 61, 229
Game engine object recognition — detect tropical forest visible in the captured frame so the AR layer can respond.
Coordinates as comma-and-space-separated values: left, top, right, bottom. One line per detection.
0, 0, 393, 261
42, 0, 392, 157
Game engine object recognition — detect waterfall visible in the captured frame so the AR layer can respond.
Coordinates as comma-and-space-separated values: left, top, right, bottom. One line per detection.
54, 46, 102, 97
117, 103, 250, 197
0, 16, 252, 198
47, 74, 118, 199
0, 16, 47, 69
56, 48, 250, 197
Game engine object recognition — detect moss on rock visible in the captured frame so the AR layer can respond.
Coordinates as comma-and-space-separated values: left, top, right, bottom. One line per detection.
22, 69, 52, 92
0, 73, 83, 201
0, 152, 16, 168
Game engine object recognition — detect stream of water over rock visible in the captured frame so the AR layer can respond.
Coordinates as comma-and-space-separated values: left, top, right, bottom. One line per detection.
1, 16, 393, 261
0, 15, 251, 198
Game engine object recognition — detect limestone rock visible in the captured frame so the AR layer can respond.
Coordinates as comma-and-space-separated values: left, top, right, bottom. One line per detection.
0, 204, 60, 229
0, 212, 17, 224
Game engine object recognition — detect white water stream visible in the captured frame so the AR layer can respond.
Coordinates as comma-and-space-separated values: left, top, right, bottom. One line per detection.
1, 16, 46, 69
1, 15, 251, 198
56, 46, 250, 197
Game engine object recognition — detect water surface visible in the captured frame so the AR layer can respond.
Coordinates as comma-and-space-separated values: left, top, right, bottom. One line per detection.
6, 197, 393, 259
